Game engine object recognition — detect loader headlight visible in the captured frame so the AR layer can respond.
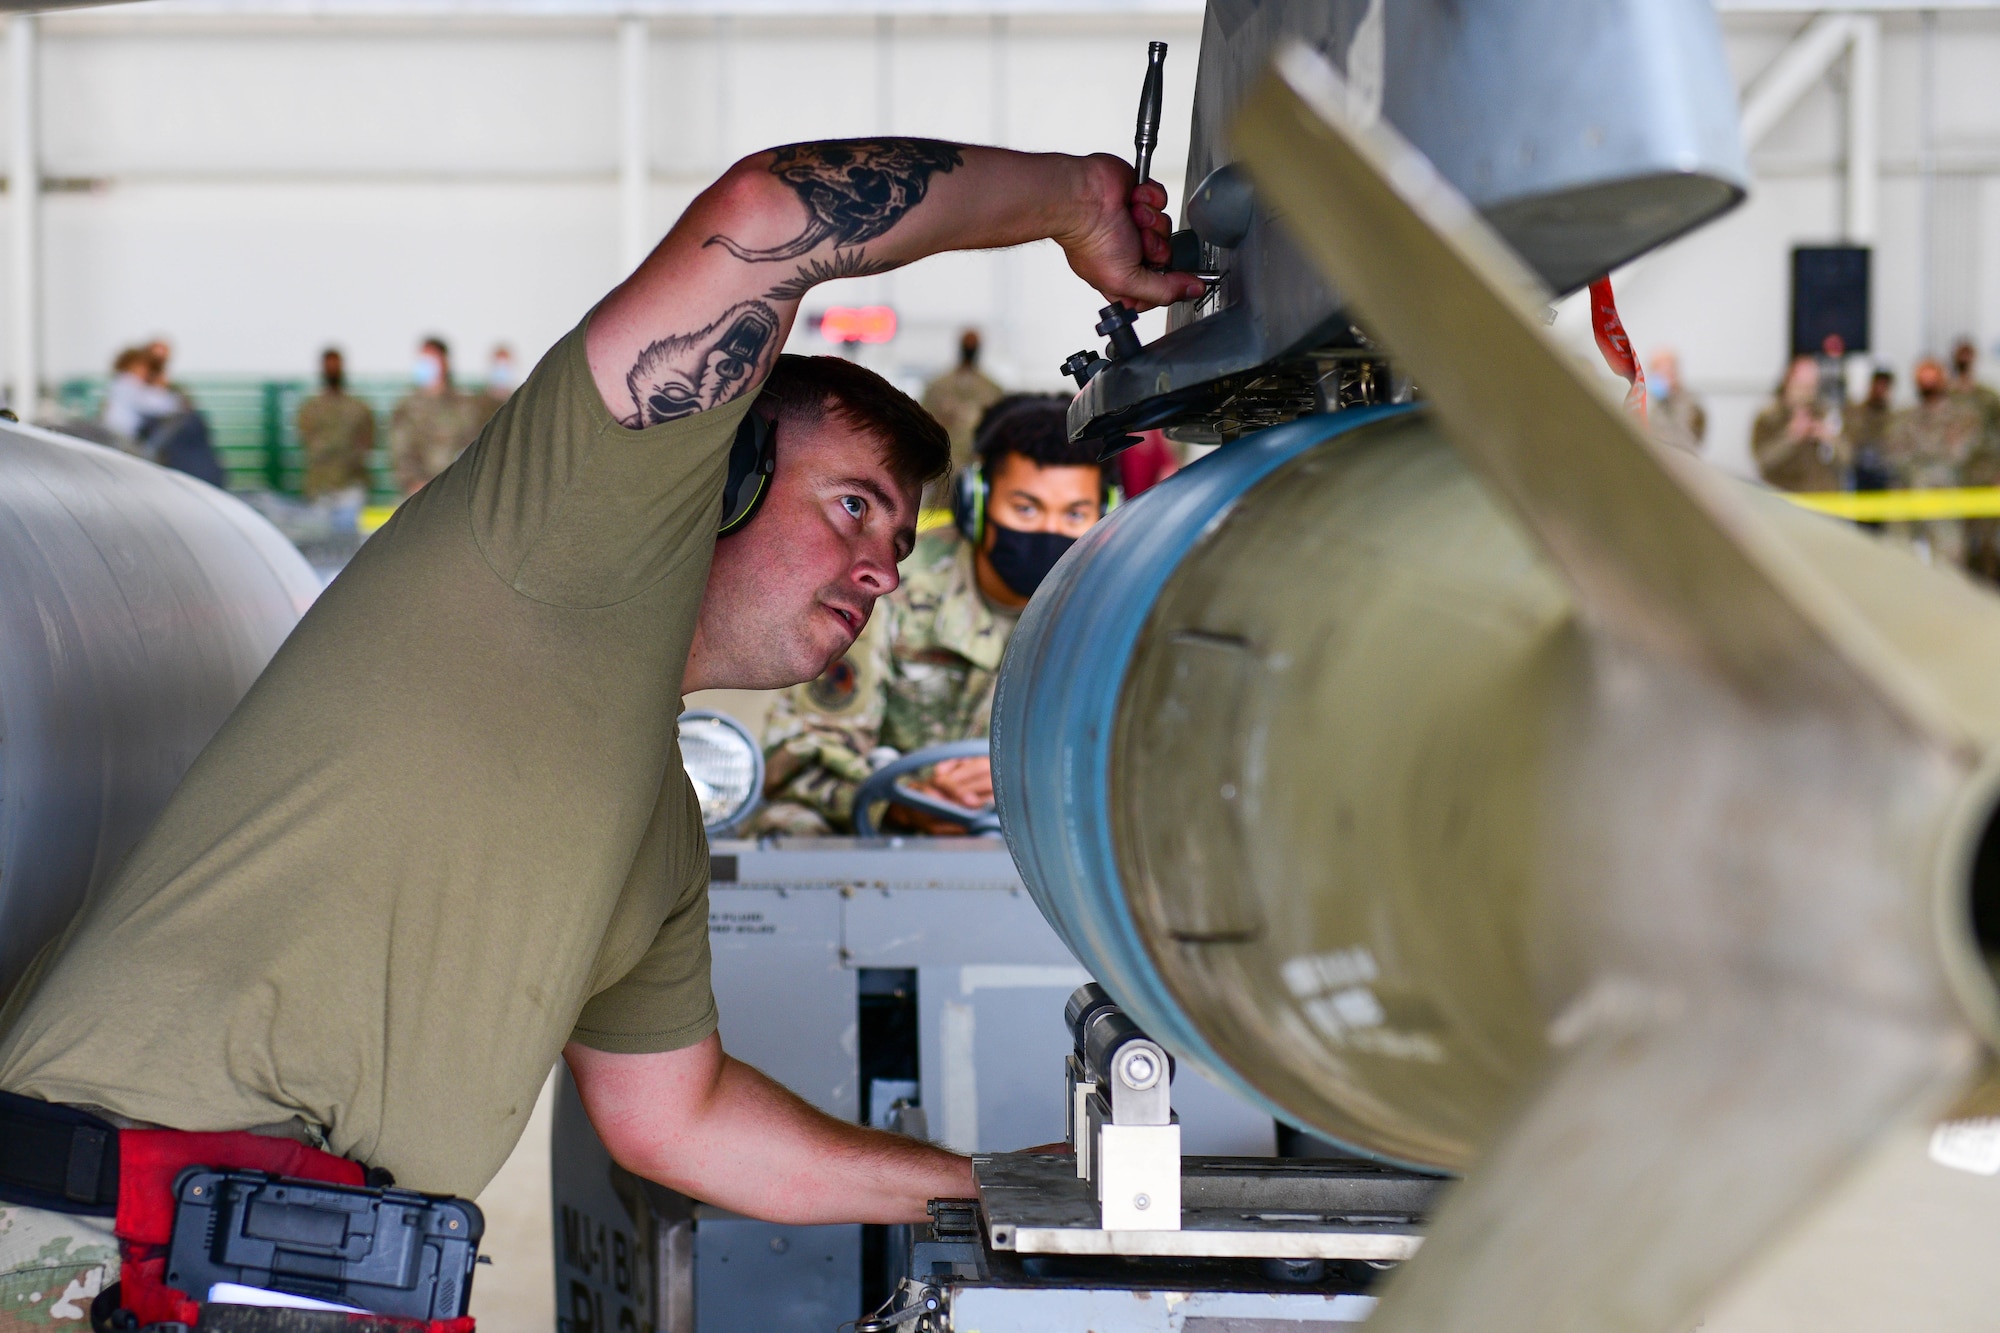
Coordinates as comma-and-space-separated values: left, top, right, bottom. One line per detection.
678, 709, 763, 835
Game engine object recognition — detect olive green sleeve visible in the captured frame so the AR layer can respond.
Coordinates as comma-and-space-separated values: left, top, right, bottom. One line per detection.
568, 876, 718, 1055
569, 780, 719, 1055
466, 318, 753, 610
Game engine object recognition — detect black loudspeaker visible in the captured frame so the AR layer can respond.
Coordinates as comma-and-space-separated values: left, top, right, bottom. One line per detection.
1791, 246, 1871, 357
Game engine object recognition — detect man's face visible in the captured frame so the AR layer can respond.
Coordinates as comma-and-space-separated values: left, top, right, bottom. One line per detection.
1781, 357, 1819, 406
691, 411, 918, 691
416, 346, 447, 391
1647, 351, 1680, 393
1868, 374, 1892, 406
981, 453, 1104, 544
1954, 343, 1976, 377
1916, 361, 1946, 400
323, 352, 344, 385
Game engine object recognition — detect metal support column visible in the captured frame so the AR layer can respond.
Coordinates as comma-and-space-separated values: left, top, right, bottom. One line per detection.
617, 14, 650, 274
875, 13, 893, 137
1919, 8, 1938, 352
8, 13, 38, 420
1845, 15, 1879, 246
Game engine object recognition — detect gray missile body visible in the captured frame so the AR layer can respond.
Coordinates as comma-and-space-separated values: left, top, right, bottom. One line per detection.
0, 426, 316, 998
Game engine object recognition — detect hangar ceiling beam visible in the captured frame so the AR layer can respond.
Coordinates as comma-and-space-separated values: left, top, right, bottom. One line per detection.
1738, 11, 1881, 243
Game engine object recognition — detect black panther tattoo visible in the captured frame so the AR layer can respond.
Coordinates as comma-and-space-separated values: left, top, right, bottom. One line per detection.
764, 248, 897, 302
707, 139, 965, 264
622, 300, 779, 429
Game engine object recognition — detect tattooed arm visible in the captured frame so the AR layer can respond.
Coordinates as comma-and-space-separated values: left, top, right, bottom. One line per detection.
585, 139, 1203, 429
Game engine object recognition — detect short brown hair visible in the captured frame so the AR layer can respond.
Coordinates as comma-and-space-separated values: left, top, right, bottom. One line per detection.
759, 354, 949, 491
975, 394, 1101, 480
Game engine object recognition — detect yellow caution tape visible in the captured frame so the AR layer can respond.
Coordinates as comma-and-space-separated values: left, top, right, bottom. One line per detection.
1784, 487, 2000, 522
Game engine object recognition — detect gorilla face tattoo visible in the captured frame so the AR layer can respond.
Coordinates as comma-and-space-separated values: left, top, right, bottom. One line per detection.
705, 139, 965, 264
623, 301, 779, 428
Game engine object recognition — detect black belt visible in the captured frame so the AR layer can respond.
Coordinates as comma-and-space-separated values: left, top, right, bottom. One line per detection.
0, 1088, 121, 1215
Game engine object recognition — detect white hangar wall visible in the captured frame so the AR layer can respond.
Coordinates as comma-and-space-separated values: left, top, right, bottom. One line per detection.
1571, 6, 2000, 478
0, 2, 1994, 470
0, 4, 1203, 401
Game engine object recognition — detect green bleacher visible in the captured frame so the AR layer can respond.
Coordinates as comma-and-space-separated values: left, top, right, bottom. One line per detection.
55, 377, 484, 505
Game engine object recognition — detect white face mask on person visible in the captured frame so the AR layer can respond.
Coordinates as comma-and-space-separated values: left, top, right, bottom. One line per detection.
412, 357, 443, 390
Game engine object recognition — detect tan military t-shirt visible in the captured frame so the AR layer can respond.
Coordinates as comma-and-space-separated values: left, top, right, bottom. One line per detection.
0, 318, 748, 1197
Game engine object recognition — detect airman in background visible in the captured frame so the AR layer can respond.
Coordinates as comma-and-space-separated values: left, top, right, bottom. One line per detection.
1645, 348, 1707, 453
754, 537, 992, 835
1844, 366, 1897, 501
485, 343, 519, 407
296, 347, 376, 502
389, 336, 500, 494
1949, 338, 2000, 581
1949, 337, 2000, 439
919, 327, 1005, 505
1885, 356, 1982, 566
757, 395, 1107, 835
1752, 355, 1846, 493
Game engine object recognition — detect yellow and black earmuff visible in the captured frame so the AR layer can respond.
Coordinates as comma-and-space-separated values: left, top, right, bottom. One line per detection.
952, 464, 988, 546
718, 407, 777, 536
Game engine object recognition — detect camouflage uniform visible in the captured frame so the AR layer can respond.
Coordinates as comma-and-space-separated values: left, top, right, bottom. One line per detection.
1649, 386, 1706, 454
1952, 379, 2000, 580
389, 390, 499, 494
1844, 398, 1895, 462
1885, 395, 1983, 566
919, 365, 1005, 506
755, 528, 1015, 834
1844, 398, 1898, 531
1750, 399, 1846, 493
296, 389, 377, 500
1953, 378, 2000, 444
0, 1206, 118, 1333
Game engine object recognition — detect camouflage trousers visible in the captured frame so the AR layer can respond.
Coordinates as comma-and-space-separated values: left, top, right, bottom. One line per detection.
0, 1207, 118, 1333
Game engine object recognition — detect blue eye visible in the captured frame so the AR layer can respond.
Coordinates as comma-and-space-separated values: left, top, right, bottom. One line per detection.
841, 496, 865, 519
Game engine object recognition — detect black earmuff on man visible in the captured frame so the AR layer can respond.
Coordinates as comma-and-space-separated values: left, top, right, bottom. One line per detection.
719, 406, 779, 535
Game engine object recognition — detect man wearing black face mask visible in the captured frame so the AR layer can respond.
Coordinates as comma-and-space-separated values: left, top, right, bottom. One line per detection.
758, 395, 1111, 833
